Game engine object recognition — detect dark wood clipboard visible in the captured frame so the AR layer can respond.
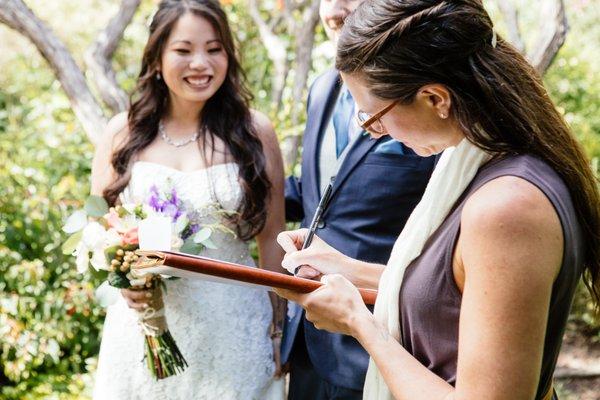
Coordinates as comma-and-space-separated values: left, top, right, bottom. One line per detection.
134, 250, 378, 305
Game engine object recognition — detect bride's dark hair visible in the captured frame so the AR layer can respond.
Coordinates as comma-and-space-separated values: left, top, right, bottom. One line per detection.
336, 0, 600, 307
103, 0, 270, 240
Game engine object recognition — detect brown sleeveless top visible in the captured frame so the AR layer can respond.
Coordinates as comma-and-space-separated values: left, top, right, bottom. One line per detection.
399, 154, 584, 399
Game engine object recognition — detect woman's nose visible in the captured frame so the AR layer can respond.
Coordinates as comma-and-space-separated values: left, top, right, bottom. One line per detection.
189, 52, 208, 70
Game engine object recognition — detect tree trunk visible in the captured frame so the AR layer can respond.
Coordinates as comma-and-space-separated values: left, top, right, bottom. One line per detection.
0, 0, 106, 143
281, 0, 320, 169
528, 0, 568, 74
85, 0, 140, 114
248, 0, 289, 112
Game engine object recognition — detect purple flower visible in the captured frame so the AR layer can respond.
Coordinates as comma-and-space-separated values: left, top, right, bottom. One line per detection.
148, 185, 163, 212
182, 223, 200, 240
147, 185, 184, 222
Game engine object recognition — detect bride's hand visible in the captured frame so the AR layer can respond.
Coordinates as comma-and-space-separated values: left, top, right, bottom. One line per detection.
121, 287, 158, 311
277, 229, 353, 279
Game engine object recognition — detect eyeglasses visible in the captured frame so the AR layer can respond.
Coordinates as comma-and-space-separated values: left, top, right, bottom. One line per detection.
355, 100, 398, 136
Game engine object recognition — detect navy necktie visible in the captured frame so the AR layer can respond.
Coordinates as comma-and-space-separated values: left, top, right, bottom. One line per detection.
332, 88, 354, 158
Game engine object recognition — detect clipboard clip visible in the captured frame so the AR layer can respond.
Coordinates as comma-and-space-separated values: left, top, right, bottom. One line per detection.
134, 250, 167, 269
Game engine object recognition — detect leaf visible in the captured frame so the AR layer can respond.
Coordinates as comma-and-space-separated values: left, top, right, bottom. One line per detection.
85, 195, 109, 217
193, 227, 212, 244
61, 231, 83, 255
46, 339, 60, 364
180, 238, 203, 255
201, 238, 217, 250
95, 281, 120, 307
107, 271, 131, 288
63, 209, 87, 233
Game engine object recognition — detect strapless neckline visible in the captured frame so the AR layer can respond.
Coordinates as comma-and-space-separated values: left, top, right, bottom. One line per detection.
132, 160, 237, 175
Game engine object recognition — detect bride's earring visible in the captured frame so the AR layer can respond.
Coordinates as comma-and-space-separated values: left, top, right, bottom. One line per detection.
156, 72, 162, 81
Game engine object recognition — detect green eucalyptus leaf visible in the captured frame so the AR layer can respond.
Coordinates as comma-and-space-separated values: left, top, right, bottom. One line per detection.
85, 195, 109, 217
107, 271, 130, 288
201, 238, 217, 250
193, 227, 212, 244
180, 238, 203, 255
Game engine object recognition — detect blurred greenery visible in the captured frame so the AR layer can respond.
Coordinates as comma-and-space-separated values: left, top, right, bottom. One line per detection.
0, 0, 598, 398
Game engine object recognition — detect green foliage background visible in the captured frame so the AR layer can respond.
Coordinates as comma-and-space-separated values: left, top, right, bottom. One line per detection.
0, 0, 597, 398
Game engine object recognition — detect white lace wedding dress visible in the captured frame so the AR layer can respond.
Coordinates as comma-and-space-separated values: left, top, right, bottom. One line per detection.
93, 161, 283, 400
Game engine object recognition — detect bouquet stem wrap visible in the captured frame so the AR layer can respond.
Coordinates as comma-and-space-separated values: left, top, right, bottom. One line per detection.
135, 284, 188, 380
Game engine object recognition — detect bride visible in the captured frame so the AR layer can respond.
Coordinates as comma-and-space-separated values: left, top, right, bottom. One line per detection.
90, 1, 286, 398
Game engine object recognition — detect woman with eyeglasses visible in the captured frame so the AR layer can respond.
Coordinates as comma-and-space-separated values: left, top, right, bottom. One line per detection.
274, 0, 600, 399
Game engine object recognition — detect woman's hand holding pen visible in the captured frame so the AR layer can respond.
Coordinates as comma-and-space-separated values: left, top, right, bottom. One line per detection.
277, 228, 354, 279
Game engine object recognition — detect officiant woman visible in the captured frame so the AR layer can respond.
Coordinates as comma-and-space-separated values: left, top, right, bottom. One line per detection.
275, 0, 600, 399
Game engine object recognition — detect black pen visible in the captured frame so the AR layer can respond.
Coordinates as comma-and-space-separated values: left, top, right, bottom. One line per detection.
294, 177, 335, 275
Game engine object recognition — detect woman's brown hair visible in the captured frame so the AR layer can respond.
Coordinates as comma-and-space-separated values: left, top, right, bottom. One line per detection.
103, 0, 270, 240
336, 0, 600, 306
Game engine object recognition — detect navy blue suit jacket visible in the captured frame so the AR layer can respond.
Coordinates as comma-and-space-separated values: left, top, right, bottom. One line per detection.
282, 70, 435, 390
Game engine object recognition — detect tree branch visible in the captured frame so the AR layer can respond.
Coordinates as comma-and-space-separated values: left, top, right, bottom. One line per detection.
496, 0, 525, 53
528, 0, 568, 74
248, 0, 289, 111
281, 0, 320, 169
0, 0, 106, 143
85, 0, 140, 114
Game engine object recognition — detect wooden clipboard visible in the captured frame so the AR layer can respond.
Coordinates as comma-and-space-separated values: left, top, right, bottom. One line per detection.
133, 250, 378, 305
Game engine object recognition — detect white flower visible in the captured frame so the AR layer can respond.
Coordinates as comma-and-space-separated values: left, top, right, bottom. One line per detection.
171, 236, 183, 251
120, 214, 139, 232
173, 214, 188, 235
104, 228, 122, 247
63, 210, 87, 233
81, 221, 108, 249
90, 249, 109, 271
74, 242, 90, 274
121, 203, 137, 214
126, 271, 146, 287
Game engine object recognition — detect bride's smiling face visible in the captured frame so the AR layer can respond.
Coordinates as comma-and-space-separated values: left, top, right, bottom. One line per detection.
159, 12, 228, 107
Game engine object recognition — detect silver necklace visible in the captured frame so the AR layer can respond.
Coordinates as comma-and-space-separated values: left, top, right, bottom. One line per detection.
158, 121, 200, 147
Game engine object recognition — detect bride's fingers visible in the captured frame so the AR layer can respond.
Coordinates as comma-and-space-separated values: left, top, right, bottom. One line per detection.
124, 297, 149, 311
121, 288, 153, 303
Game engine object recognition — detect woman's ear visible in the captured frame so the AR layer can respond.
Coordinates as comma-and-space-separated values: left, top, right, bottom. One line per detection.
416, 84, 452, 119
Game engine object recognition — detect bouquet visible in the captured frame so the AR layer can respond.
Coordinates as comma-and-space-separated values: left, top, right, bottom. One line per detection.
62, 183, 218, 379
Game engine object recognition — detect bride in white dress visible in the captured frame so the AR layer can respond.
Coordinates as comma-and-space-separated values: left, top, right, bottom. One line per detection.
89, 1, 286, 399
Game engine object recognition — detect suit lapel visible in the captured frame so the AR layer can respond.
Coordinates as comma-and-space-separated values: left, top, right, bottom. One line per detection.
303, 70, 341, 202
327, 133, 381, 205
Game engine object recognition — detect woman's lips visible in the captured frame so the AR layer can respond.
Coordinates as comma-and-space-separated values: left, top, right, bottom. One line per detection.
183, 75, 212, 89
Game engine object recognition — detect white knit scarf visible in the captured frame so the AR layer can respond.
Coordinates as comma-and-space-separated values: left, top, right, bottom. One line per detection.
362, 138, 492, 399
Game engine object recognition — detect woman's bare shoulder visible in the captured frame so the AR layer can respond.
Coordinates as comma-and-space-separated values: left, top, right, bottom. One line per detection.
98, 112, 129, 152
460, 175, 563, 278
250, 109, 280, 155
91, 112, 130, 195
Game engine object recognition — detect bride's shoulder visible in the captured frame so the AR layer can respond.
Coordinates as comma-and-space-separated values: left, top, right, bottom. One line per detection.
250, 109, 274, 137
91, 112, 130, 194
100, 112, 130, 151
250, 109, 279, 153
249, 109, 284, 175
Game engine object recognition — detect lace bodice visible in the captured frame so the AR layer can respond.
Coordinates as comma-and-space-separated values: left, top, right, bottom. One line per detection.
93, 161, 283, 400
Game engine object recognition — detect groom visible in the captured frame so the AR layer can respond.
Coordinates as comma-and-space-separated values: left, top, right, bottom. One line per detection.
282, 0, 436, 398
